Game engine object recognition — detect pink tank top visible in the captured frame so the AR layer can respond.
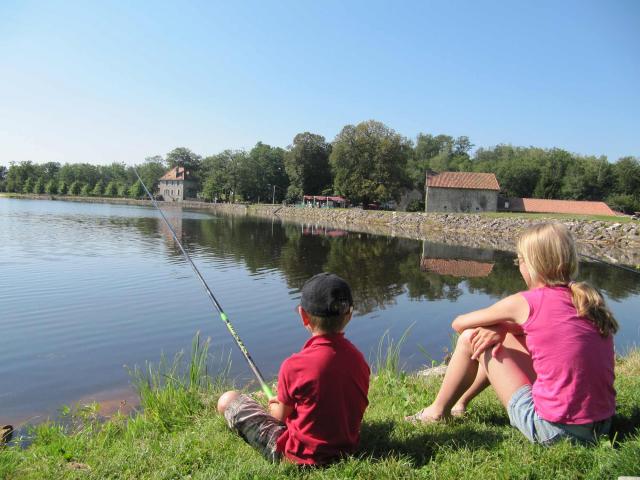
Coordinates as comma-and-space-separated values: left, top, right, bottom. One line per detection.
520, 286, 615, 424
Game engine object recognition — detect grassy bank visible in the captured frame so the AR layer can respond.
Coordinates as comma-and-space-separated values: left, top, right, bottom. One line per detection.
1, 337, 639, 479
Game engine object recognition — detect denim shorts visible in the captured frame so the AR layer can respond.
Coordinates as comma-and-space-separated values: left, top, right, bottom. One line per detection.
507, 385, 611, 445
224, 394, 286, 462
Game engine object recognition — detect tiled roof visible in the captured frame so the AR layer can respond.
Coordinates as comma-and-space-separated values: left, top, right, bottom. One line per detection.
160, 166, 191, 181
506, 198, 618, 216
426, 172, 500, 191
420, 258, 495, 277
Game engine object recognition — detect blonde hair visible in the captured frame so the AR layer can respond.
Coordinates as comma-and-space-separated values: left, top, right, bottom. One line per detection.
517, 223, 618, 337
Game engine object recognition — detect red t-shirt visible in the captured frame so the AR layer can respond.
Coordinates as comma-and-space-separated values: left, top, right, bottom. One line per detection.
275, 333, 370, 465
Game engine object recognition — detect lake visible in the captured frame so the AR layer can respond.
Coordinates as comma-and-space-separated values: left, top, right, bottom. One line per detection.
1, 198, 639, 425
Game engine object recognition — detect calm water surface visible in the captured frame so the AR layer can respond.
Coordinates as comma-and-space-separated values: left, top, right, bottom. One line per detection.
1, 198, 639, 424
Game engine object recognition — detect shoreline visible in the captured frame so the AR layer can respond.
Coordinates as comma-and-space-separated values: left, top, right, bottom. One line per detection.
3, 193, 640, 265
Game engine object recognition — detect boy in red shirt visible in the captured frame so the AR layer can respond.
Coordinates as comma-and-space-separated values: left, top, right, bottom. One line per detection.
217, 273, 370, 465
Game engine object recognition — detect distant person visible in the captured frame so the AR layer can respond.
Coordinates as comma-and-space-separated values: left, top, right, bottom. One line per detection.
217, 273, 370, 464
408, 223, 617, 445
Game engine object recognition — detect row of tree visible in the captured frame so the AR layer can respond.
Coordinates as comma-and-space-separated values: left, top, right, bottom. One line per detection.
1, 120, 639, 212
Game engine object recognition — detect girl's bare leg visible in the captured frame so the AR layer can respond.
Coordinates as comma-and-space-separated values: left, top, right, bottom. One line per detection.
452, 368, 490, 414
411, 329, 481, 421
478, 333, 536, 408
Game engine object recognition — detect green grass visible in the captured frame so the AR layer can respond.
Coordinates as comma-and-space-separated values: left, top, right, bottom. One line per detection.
1, 336, 639, 479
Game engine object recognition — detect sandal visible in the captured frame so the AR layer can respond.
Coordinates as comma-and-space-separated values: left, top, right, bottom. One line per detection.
1, 425, 13, 445
451, 405, 466, 417
405, 409, 445, 424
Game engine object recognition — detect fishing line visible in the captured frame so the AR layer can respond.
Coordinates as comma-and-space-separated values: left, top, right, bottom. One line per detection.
134, 169, 275, 399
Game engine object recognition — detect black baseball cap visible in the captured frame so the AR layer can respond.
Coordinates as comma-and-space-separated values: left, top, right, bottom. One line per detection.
300, 273, 353, 317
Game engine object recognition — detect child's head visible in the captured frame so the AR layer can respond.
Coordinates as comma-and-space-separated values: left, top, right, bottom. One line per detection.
300, 273, 353, 334
516, 222, 618, 337
516, 222, 577, 287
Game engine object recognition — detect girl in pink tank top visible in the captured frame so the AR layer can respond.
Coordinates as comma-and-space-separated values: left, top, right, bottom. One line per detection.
407, 223, 618, 445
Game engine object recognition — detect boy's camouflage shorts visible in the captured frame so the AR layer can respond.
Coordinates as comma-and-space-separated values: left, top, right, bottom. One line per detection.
223, 394, 286, 462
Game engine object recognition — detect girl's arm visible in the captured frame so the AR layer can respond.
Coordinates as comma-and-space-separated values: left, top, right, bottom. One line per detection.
451, 293, 529, 333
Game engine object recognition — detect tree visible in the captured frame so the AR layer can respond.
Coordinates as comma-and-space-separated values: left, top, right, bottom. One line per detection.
240, 142, 288, 203
284, 132, 332, 202
612, 157, 640, 196
200, 150, 247, 202
330, 120, 412, 206
135, 156, 167, 195
92, 180, 104, 196
165, 147, 202, 173
80, 184, 91, 196
33, 178, 45, 194
58, 180, 68, 195
69, 181, 82, 195
129, 180, 143, 198
45, 179, 58, 194
104, 181, 118, 197
562, 156, 614, 200
117, 184, 129, 197
0, 165, 6, 192
22, 177, 33, 194
6, 161, 38, 192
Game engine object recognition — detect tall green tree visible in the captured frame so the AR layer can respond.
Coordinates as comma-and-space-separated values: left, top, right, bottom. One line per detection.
135, 156, 167, 195
284, 132, 332, 202
6, 161, 38, 192
104, 181, 118, 197
68, 181, 81, 195
612, 157, 640, 196
562, 156, 614, 200
91, 180, 104, 196
243, 142, 288, 203
330, 120, 411, 206
45, 179, 58, 194
165, 148, 202, 174
33, 178, 45, 194
0, 165, 7, 192
128, 180, 143, 198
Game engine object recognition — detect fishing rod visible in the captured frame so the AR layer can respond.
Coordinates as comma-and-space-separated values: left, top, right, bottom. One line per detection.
579, 252, 640, 275
134, 169, 275, 399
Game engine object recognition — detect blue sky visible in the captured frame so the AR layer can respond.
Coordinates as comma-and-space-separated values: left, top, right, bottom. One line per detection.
1, 0, 638, 165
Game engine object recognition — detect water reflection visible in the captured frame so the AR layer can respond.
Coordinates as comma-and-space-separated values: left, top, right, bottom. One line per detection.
144, 210, 640, 308
2, 199, 638, 425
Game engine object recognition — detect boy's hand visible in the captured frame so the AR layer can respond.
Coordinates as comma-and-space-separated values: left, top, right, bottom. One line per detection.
268, 398, 293, 422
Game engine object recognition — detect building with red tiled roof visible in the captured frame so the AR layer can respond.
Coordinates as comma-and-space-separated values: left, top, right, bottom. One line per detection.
502, 197, 618, 216
158, 166, 198, 202
425, 171, 500, 213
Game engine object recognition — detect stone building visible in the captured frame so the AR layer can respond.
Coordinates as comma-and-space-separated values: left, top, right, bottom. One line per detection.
158, 166, 198, 201
425, 171, 500, 213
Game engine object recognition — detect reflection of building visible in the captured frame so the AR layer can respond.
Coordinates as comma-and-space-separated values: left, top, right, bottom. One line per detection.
420, 258, 494, 277
421, 241, 495, 278
158, 210, 183, 246
302, 224, 348, 237
302, 195, 348, 208
425, 171, 500, 213
158, 167, 198, 202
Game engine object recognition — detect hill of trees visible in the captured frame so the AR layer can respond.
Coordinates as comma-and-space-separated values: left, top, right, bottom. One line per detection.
1, 120, 638, 212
